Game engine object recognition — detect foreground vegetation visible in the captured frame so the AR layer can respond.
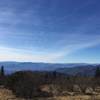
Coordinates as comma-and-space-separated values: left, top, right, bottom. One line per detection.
0, 66, 100, 100
1, 88, 100, 100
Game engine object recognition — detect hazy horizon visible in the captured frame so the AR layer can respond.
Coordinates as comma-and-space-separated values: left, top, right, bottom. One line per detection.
0, 0, 100, 63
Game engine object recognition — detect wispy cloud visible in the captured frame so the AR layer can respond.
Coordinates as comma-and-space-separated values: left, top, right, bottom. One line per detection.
0, 32, 100, 63
0, 46, 63, 62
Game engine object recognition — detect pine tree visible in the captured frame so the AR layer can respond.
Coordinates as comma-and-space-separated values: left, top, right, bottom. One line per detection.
95, 67, 100, 78
53, 71, 57, 78
0, 66, 5, 77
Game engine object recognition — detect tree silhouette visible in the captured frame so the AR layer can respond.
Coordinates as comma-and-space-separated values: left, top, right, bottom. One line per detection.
95, 67, 100, 78
0, 66, 5, 77
53, 71, 57, 78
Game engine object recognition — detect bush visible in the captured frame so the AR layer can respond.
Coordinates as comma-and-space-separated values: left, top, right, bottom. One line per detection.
5, 71, 54, 98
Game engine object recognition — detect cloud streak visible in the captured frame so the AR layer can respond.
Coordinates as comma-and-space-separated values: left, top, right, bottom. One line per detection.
0, 33, 100, 63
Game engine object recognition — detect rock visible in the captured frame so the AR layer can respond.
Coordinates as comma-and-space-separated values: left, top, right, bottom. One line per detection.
95, 87, 100, 93
0, 85, 5, 89
62, 91, 74, 96
73, 85, 82, 93
40, 85, 51, 93
39, 84, 59, 96
85, 87, 94, 95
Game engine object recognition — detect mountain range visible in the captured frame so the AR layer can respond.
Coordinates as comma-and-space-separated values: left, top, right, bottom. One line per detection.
0, 61, 99, 76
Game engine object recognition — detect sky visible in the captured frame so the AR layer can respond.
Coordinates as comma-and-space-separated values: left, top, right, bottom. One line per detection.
0, 0, 100, 63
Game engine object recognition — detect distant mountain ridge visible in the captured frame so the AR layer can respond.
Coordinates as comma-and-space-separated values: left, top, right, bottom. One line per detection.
0, 61, 99, 76
56, 65, 99, 76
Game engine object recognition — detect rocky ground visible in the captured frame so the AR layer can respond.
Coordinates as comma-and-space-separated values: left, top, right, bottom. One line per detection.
0, 87, 100, 100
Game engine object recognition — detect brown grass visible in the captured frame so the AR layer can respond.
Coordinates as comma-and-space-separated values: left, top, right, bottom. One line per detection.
0, 88, 100, 100
0, 88, 25, 100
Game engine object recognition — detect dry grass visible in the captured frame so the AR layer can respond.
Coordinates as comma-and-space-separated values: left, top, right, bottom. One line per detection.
0, 88, 25, 100
38, 95, 100, 100
53, 96, 94, 100
0, 88, 100, 100
32, 95, 100, 100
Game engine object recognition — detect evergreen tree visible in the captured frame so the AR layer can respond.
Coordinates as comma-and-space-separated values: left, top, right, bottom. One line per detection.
53, 71, 57, 78
0, 66, 5, 77
95, 67, 100, 78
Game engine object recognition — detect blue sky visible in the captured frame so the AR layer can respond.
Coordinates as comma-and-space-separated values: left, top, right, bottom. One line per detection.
0, 0, 100, 63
